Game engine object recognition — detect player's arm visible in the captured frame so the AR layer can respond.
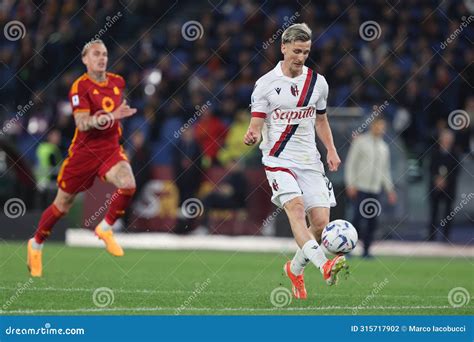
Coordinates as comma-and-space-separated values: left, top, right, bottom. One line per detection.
314, 77, 340, 172
316, 114, 340, 171
244, 81, 268, 146
74, 111, 93, 131
73, 100, 136, 132
244, 117, 264, 145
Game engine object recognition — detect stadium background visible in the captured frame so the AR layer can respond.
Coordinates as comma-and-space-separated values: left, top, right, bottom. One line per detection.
0, 0, 473, 244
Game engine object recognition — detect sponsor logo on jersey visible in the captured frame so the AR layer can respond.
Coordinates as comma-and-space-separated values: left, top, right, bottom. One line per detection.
272, 107, 315, 123
275, 87, 281, 94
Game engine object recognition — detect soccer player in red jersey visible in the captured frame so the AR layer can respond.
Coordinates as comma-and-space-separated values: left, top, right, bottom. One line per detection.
27, 40, 137, 277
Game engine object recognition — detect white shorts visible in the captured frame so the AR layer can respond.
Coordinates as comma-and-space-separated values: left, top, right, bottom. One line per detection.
264, 166, 336, 211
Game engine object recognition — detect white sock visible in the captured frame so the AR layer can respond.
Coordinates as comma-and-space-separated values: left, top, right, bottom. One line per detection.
290, 248, 309, 275
302, 239, 328, 271
31, 239, 43, 250
99, 218, 113, 231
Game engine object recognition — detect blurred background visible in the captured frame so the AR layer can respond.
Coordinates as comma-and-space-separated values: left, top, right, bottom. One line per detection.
0, 0, 472, 251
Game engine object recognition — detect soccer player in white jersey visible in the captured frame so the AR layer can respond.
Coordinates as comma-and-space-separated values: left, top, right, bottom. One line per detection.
244, 23, 348, 299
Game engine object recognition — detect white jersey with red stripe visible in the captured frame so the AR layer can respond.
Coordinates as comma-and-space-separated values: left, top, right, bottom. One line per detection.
251, 61, 328, 172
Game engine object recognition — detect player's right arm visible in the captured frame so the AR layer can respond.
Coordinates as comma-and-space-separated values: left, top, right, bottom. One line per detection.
244, 80, 268, 146
244, 117, 264, 145
70, 78, 136, 131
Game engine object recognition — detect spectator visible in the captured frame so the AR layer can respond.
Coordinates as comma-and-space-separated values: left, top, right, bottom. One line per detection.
172, 128, 203, 206
345, 116, 397, 257
194, 108, 227, 167
197, 159, 248, 234
217, 109, 255, 167
172, 128, 203, 234
123, 130, 152, 230
35, 129, 62, 207
427, 129, 461, 242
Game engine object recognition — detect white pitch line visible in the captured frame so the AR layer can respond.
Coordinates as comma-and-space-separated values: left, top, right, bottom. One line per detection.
1, 305, 470, 315
0, 287, 453, 299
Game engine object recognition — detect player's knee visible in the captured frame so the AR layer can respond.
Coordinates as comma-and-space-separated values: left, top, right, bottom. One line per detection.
53, 197, 74, 214
116, 171, 136, 189
309, 215, 328, 241
312, 217, 328, 232
284, 198, 306, 220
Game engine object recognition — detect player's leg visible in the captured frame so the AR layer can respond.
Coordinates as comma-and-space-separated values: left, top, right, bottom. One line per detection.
28, 189, 76, 277
308, 207, 330, 243
283, 197, 331, 275
95, 160, 136, 256
290, 171, 347, 285
288, 207, 329, 277
291, 207, 329, 274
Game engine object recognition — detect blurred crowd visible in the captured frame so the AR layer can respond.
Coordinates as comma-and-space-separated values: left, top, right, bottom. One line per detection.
0, 0, 472, 196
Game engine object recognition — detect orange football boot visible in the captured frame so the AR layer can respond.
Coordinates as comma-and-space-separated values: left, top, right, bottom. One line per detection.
95, 225, 124, 257
322, 254, 349, 286
27, 239, 42, 277
284, 261, 307, 299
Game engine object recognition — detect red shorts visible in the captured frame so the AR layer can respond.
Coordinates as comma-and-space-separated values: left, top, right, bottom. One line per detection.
57, 146, 128, 194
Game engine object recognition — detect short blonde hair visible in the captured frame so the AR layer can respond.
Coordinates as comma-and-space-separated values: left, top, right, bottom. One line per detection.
281, 23, 312, 44
81, 39, 105, 56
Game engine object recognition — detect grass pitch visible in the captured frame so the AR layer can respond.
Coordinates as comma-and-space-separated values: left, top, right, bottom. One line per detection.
1, 241, 473, 315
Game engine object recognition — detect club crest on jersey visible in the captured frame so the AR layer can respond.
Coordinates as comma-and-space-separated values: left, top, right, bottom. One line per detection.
275, 87, 281, 95
272, 179, 279, 191
290, 84, 299, 97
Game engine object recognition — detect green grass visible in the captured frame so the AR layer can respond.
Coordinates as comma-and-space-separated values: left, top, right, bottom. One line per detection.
0, 241, 473, 315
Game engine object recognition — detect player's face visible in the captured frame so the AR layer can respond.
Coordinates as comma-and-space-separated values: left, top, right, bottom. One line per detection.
83, 43, 108, 73
281, 40, 311, 74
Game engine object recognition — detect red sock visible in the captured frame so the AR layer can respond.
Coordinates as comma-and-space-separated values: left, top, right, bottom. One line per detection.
104, 188, 135, 225
34, 204, 65, 244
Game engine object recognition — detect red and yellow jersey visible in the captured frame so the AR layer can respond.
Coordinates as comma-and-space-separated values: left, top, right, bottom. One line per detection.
68, 72, 125, 154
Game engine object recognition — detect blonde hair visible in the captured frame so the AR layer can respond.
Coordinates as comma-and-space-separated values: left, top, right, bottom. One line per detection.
81, 39, 105, 56
281, 23, 312, 44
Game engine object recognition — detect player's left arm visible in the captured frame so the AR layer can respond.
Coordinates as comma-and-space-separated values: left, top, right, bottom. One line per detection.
316, 114, 340, 172
314, 77, 340, 172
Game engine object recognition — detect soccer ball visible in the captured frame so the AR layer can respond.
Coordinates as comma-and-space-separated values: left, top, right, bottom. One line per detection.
321, 219, 358, 254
